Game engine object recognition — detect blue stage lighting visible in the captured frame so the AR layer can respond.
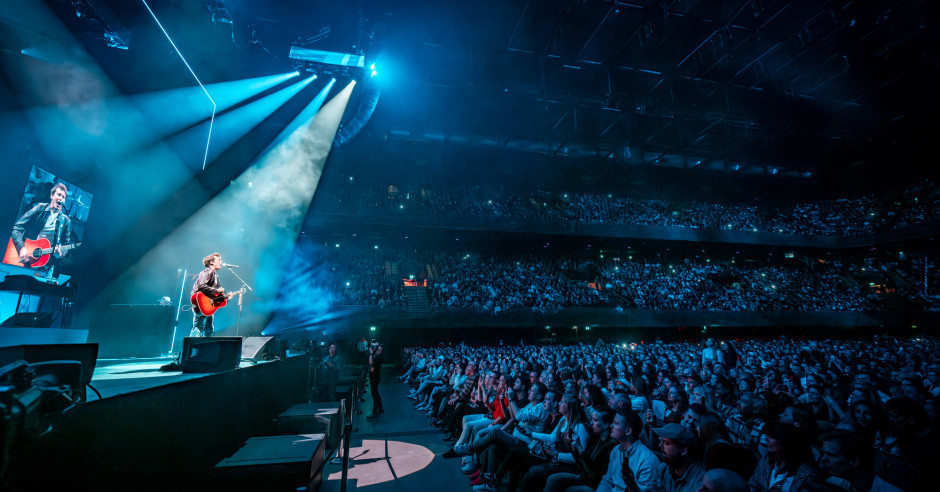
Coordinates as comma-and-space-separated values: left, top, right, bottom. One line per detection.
169, 75, 315, 169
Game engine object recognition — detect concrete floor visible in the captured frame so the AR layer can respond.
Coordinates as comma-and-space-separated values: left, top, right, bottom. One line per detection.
320, 367, 471, 492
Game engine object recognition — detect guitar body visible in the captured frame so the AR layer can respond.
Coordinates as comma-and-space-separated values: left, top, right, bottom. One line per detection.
3, 239, 21, 266
191, 291, 227, 316
4, 237, 57, 268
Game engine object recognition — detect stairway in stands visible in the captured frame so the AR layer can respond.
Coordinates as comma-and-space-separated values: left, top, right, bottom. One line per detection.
404, 285, 432, 313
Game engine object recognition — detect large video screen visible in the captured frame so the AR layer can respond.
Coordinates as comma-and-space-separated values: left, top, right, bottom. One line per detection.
3, 166, 92, 275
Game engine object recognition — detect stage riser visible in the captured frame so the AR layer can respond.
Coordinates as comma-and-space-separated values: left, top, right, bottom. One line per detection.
276, 403, 344, 450
215, 434, 327, 492
9, 355, 310, 491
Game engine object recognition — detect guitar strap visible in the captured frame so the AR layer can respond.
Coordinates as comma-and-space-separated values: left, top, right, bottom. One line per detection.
53, 209, 61, 248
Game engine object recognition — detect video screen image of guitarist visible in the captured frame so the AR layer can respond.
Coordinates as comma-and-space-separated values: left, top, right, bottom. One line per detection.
3, 166, 92, 273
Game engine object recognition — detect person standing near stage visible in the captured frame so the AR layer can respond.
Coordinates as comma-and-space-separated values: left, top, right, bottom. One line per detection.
367, 342, 385, 418
319, 343, 344, 401
356, 337, 369, 401
357, 337, 369, 364
191, 252, 226, 337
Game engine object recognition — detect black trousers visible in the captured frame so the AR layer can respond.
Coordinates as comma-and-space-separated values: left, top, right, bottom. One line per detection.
370, 377, 383, 414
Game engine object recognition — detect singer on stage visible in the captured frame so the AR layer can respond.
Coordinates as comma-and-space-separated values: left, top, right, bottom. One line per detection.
191, 252, 225, 337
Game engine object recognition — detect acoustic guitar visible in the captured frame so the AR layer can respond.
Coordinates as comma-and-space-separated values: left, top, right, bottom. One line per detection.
3, 238, 81, 268
190, 287, 245, 316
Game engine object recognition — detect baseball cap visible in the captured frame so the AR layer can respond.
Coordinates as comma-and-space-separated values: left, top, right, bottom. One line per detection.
651, 423, 697, 447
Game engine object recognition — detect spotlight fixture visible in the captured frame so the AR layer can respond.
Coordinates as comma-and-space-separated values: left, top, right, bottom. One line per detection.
289, 46, 366, 81
104, 31, 130, 50
206, 0, 233, 24
61, 0, 131, 50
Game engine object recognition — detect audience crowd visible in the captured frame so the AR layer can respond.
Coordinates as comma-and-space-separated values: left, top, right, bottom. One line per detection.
394, 336, 939, 491
317, 243, 928, 314
319, 179, 940, 237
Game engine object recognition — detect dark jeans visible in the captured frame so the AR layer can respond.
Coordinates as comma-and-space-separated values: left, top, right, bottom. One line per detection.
191, 313, 213, 337
445, 402, 486, 434
518, 462, 579, 492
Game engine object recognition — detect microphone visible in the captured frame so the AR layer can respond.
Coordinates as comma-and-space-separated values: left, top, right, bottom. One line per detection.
222, 263, 240, 268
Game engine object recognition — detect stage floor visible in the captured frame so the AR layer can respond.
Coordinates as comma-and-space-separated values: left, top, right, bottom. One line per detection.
88, 357, 276, 400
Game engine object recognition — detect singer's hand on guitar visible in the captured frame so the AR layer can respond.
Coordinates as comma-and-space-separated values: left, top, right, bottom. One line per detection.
225, 287, 245, 300
18, 247, 30, 264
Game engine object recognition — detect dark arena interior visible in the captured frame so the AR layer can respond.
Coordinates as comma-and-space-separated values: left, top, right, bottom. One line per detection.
1, 1, 938, 491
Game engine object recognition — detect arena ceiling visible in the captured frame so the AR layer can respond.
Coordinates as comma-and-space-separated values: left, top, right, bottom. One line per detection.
22, 0, 940, 183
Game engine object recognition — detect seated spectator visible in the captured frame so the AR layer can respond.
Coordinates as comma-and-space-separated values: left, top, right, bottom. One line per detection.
725, 393, 767, 454
700, 468, 747, 492
697, 412, 756, 479
819, 429, 903, 492
540, 406, 618, 492
835, 399, 883, 448
747, 423, 824, 492
872, 397, 934, 490
651, 423, 707, 492
593, 408, 660, 492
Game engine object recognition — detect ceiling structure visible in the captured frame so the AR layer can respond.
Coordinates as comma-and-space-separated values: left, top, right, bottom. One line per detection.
23, 0, 940, 185
376, 0, 937, 182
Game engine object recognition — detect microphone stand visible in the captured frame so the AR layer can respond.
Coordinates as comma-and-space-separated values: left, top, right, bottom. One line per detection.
225, 266, 254, 336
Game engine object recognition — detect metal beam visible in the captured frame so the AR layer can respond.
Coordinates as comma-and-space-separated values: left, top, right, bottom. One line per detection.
507, 0, 532, 50
576, 6, 615, 60
537, 0, 581, 59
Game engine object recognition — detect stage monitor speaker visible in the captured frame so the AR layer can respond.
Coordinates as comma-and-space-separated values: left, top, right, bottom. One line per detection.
241, 336, 275, 360
0, 343, 98, 401
180, 337, 242, 373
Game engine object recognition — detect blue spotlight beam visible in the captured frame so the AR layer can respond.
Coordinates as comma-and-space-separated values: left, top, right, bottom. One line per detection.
167, 75, 316, 170
129, 72, 300, 140
141, 0, 215, 170
260, 78, 335, 155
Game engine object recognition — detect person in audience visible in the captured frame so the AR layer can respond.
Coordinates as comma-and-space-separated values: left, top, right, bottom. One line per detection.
724, 393, 766, 454
819, 429, 903, 492
651, 423, 706, 492
513, 393, 590, 491
539, 406, 618, 492
871, 397, 933, 490
434, 362, 480, 426
696, 412, 755, 478
591, 408, 660, 492
700, 469, 747, 492
747, 423, 823, 492
662, 386, 690, 425
835, 399, 882, 448
440, 367, 491, 437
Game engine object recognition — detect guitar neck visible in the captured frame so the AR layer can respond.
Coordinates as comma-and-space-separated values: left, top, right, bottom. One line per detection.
38, 243, 79, 255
